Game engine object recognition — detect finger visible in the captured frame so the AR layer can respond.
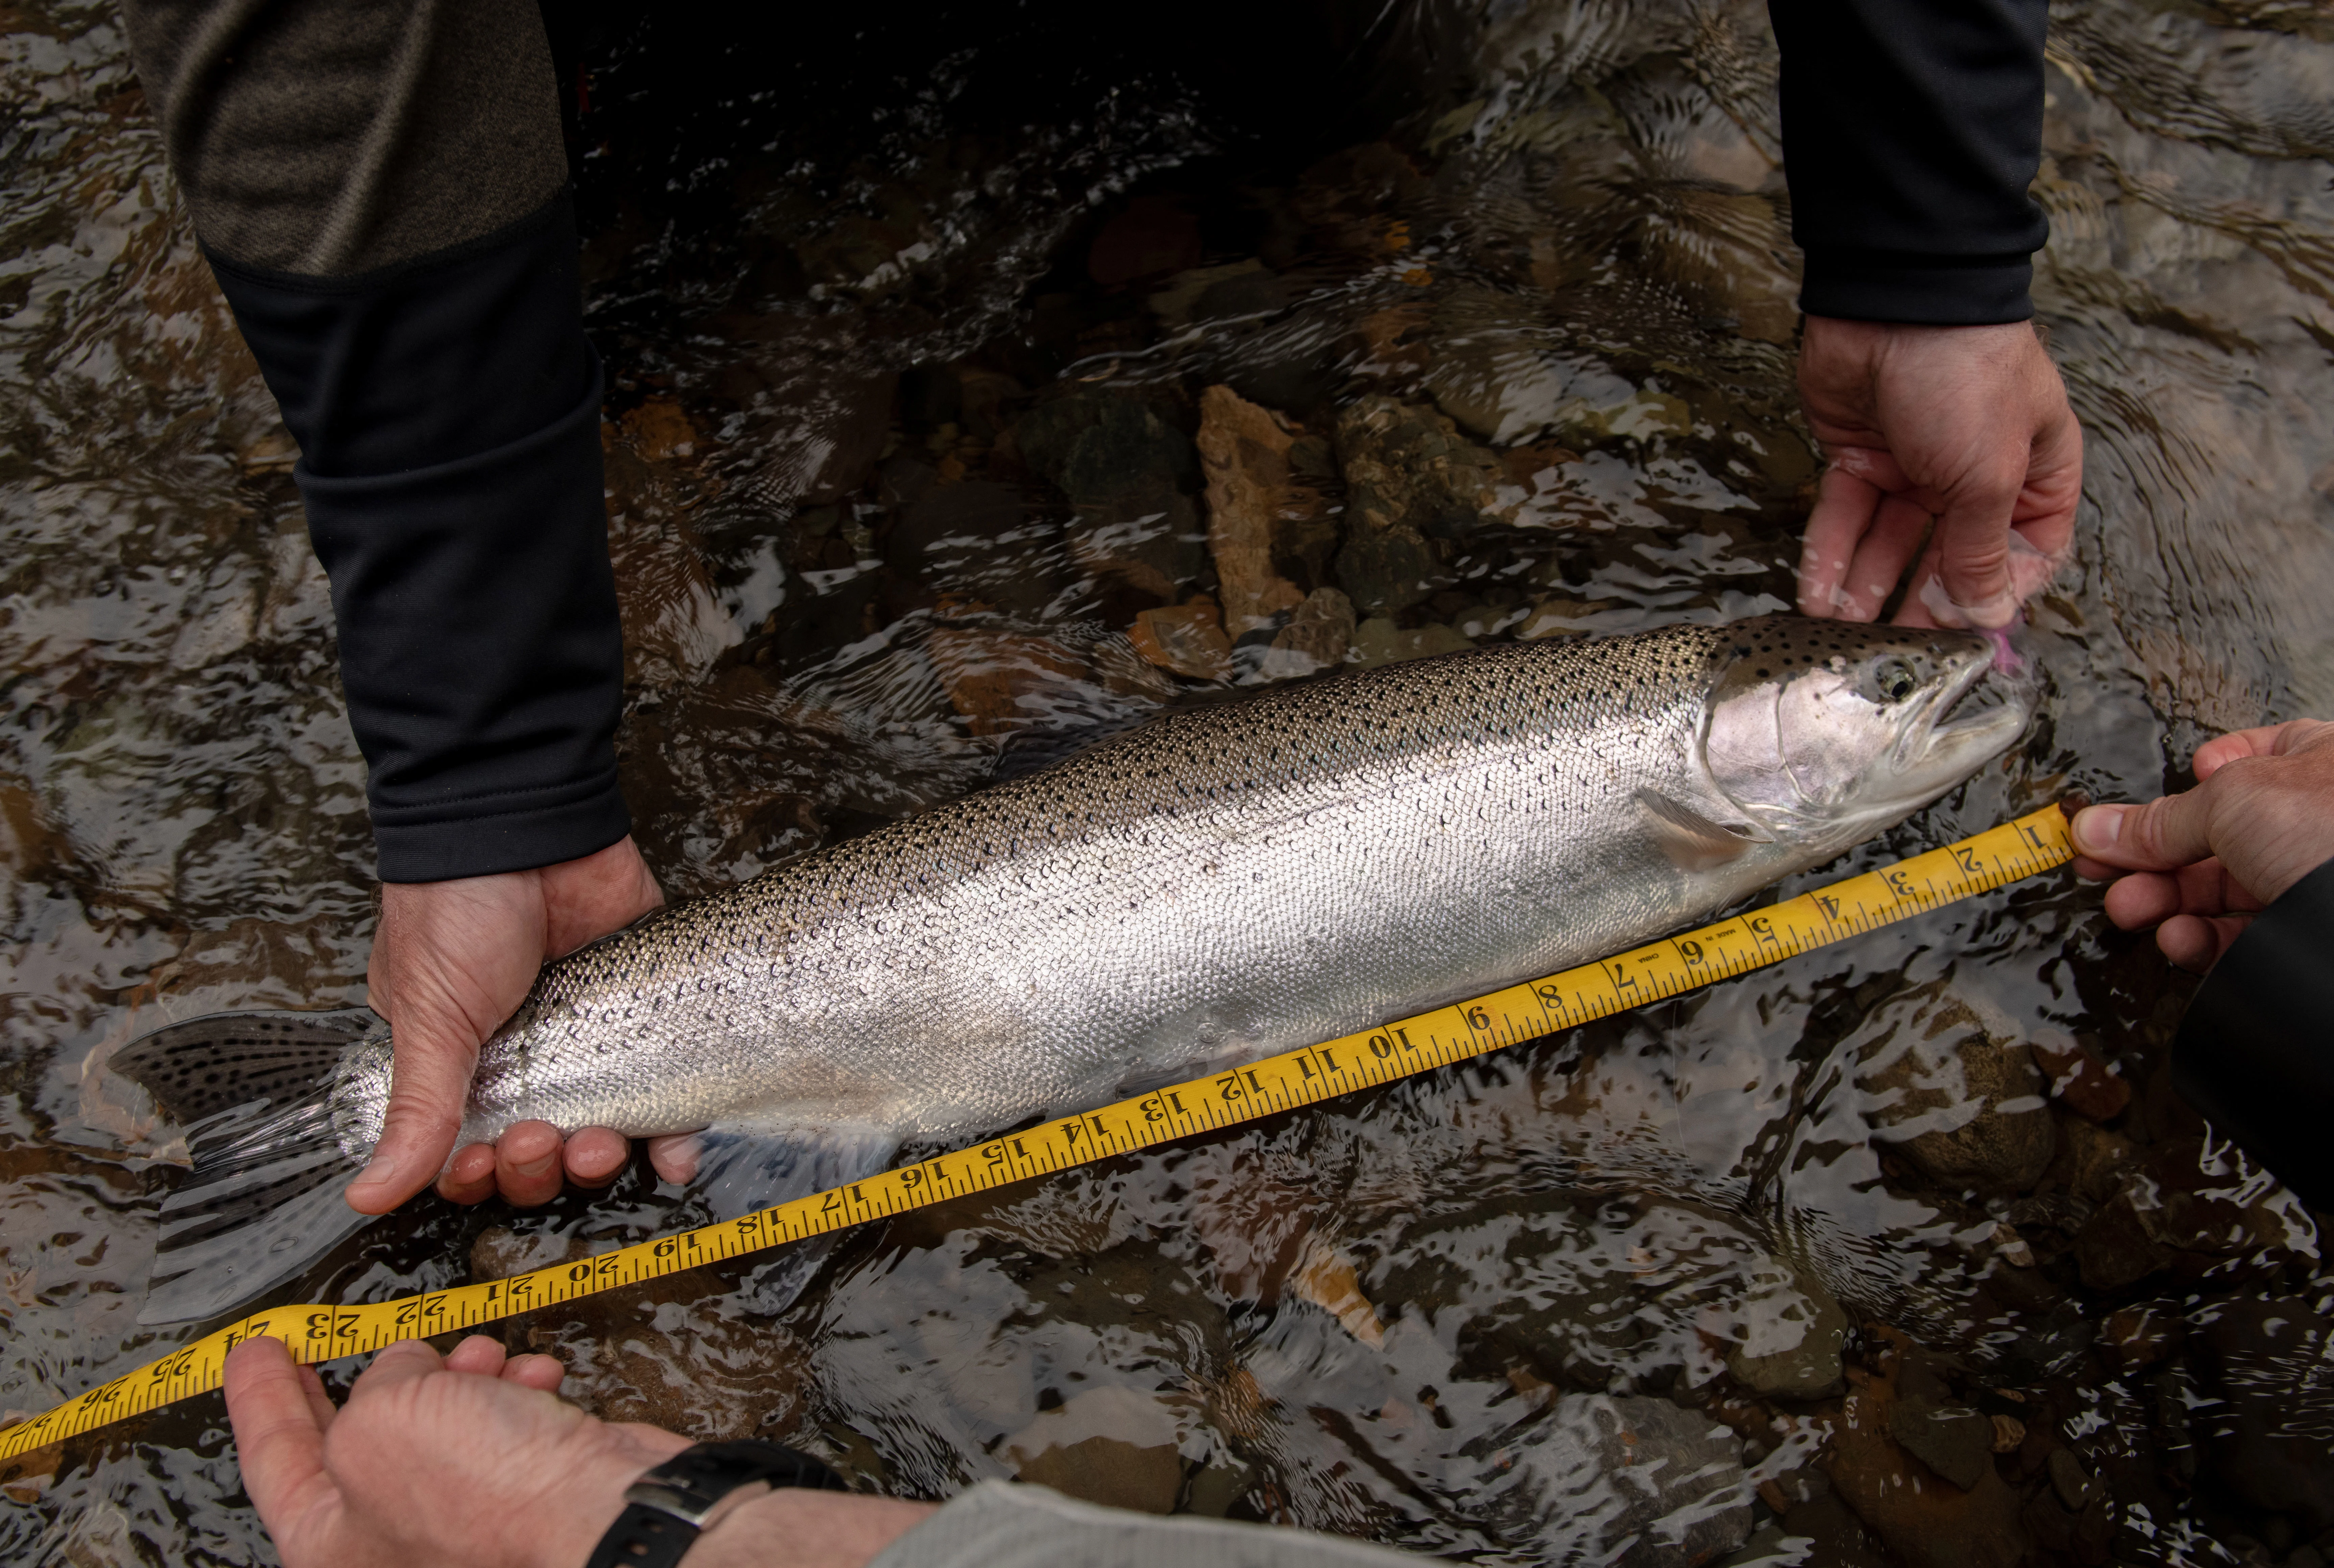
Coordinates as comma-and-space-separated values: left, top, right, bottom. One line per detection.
2101, 870, 2184, 931
2070, 854, 2121, 881
1795, 465, 1882, 619
437, 1143, 499, 1205
347, 1033, 480, 1216
2192, 720, 2311, 780
1925, 463, 2026, 630
2157, 913, 2252, 973
495, 1121, 566, 1208
2069, 798, 2216, 872
564, 1127, 631, 1189
648, 1133, 701, 1185
502, 1353, 567, 1393
296, 1363, 338, 1435
224, 1338, 332, 1530
343, 1338, 448, 1408
1834, 492, 1931, 621
443, 1336, 509, 1377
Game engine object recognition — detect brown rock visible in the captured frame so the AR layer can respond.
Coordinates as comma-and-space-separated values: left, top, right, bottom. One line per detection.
926, 627, 1092, 736
2030, 1037, 2132, 1122
1286, 1236, 1383, 1348
2097, 1303, 2183, 1372
619, 397, 700, 462
0, 1435, 60, 1503
1822, 1328, 2031, 1568
1005, 1386, 1185, 1514
1889, 1397, 1994, 1490
2054, 1120, 2138, 1207
2073, 1188, 2174, 1291
1856, 998, 2057, 1194
1130, 598, 1234, 681
1196, 386, 1316, 634
1266, 586, 1356, 674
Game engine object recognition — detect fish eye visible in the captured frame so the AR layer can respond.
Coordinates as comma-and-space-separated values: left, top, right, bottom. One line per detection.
1875, 659, 1918, 702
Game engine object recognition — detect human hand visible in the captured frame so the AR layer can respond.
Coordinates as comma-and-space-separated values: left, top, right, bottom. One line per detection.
225, 1333, 686, 1568
2071, 719, 2334, 970
1794, 316, 2083, 629
356, 835, 692, 1214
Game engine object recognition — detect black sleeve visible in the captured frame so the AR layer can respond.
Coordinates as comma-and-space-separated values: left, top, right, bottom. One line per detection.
1766, 0, 2052, 325
119, 1, 630, 883
2172, 856, 2334, 1213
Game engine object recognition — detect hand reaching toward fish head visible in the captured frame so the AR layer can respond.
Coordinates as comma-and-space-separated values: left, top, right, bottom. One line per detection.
225, 1334, 685, 1568
1794, 316, 2083, 629
2071, 719, 2334, 970
355, 834, 694, 1213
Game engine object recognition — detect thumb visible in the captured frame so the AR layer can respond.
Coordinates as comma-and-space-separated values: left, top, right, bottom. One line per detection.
345, 1010, 478, 1214
2071, 792, 2216, 873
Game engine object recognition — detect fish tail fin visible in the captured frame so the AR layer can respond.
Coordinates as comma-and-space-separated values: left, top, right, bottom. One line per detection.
111, 1009, 383, 1325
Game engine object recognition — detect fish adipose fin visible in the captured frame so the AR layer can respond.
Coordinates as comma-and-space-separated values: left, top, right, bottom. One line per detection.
688, 1122, 900, 1316
111, 1009, 382, 1325
1634, 789, 1769, 872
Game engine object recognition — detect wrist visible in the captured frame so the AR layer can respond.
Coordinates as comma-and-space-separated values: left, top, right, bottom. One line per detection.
535, 1427, 693, 1568
677, 1489, 939, 1568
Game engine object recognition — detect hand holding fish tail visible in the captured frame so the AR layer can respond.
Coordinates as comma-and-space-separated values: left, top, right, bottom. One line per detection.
2072, 719, 2334, 970
356, 835, 671, 1214
1794, 316, 2082, 629
226, 1334, 687, 1568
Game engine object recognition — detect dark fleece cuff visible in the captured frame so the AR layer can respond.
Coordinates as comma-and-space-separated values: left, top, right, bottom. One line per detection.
2173, 854, 2334, 1212
1798, 251, 2036, 326
207, 191, 631, 883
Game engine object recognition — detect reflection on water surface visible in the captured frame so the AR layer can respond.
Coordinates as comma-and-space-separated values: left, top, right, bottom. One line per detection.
4, 0, 2333, 1562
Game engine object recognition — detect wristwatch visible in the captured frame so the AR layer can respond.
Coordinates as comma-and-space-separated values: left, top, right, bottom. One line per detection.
584, 1440, 851, 1568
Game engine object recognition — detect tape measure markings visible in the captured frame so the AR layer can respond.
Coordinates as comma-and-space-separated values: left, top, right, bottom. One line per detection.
0, 806, 2074, 1462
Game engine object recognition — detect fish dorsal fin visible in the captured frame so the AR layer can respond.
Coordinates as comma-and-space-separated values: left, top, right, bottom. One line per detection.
1635, 789, 1768, 871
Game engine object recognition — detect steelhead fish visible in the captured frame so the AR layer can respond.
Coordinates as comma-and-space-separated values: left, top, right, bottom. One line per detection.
115, 615, 2034, 1321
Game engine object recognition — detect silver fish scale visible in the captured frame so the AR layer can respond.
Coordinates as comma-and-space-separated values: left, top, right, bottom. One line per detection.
340, 619, 1905, 1156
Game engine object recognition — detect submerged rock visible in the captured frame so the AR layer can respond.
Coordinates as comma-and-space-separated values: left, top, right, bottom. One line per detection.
1823, 1328, 2030, 1568
1721, 1256, 1848, 1401
2187, 1292, 2334, 1532
1348, 618, 1471, 668
1265, 585, 1357, 675
1015, 388, 1204, 603
1855, 996, 2056, 1195
1004, 1385, 1187, 1514
1452, 1393, 1750, 1568
1130, 597, 1234, 681
1196, 385, 1320, 634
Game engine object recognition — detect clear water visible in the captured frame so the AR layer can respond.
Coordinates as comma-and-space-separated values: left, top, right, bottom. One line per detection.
4, 0, 2333, 1563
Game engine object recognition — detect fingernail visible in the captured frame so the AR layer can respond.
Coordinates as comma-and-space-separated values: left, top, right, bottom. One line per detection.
514, 1153, 557, 1179
353, 1154, 397, 1190
2071, 805, 2123, 854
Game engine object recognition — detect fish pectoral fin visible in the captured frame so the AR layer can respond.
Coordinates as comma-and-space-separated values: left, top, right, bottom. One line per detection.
1635, 789, 1767, 871
687, 1122, 901, 1224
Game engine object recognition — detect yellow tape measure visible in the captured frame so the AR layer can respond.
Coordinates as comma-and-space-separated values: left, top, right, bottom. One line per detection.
0, 805, 2074, 1462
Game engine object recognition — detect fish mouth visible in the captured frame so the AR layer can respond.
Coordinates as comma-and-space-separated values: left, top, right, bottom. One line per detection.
1890, 643, 2034, 791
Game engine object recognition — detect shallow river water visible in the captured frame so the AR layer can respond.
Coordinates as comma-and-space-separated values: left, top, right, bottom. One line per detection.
5, 1, 2334, 1564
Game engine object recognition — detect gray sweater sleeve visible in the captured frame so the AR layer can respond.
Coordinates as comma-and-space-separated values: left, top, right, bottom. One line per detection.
864, 1482, 1429, 1568
117, 0, 631, 882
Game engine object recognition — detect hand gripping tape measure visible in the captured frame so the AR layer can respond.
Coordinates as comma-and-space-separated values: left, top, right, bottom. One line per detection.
0, 805, 2076, 1462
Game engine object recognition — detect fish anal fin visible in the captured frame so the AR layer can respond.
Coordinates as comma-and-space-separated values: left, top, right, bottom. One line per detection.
1635, 789, 1766, 872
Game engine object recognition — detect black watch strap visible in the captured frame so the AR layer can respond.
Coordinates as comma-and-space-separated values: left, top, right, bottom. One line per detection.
584, 1441, 849, 1568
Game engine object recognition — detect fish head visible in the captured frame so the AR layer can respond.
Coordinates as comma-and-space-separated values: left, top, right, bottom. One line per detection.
1701, 617, 2034, 842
